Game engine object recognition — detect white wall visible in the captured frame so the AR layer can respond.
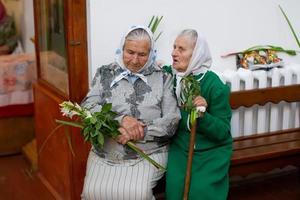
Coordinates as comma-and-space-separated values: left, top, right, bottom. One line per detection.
21, 0, 35, 53
87, 0, 300, 82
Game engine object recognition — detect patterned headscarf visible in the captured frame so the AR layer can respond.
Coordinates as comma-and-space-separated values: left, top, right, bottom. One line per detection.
111, 25, 157, 87
0, 1, 7, 23
173, 30, 212, 103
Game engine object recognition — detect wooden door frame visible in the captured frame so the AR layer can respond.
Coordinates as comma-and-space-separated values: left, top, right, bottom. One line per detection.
33, 0, 89, 199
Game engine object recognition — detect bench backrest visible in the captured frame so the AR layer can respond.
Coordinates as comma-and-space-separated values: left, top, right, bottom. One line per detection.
230, 84, 300, 109
229, 84, 300, 137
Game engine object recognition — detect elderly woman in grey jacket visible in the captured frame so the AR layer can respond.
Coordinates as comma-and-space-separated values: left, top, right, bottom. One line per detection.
81, 25, 180, 200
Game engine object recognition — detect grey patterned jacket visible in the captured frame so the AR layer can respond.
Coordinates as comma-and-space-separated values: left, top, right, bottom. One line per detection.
81, 62, 180, 161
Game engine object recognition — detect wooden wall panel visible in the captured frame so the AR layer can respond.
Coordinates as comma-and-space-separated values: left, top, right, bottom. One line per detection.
34, 83, 72, 200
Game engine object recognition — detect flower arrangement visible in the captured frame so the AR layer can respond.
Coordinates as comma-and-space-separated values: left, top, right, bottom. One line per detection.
56, 101, 165, 170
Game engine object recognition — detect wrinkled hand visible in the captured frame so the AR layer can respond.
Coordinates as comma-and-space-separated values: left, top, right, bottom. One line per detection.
193, 96, 207, 113
121, 116, 145, 141
116, 127, 131, 145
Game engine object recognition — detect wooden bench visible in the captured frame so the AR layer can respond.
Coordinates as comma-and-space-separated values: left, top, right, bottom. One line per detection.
154, 84, 300, 198
230, 84, 300, 177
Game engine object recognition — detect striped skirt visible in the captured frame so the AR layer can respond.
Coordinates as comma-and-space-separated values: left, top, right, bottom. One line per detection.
81, 150, 167, 200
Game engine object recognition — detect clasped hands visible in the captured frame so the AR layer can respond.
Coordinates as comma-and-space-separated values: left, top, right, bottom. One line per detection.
116, 116, 145, 145
116, 96, 207, 145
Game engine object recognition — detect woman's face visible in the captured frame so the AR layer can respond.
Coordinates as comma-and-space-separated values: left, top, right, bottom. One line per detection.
123, 39, 150, 73
172, 36, 195, 72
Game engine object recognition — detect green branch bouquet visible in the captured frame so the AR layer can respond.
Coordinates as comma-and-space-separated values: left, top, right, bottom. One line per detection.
180, 75, 202, 127
56, 101, 165, 170
148, 15, 163, 41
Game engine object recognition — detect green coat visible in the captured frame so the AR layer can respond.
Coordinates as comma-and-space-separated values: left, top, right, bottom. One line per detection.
164, 66, 232, 200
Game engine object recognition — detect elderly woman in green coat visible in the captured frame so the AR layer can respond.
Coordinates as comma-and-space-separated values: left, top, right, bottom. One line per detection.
164, 29, 232, 200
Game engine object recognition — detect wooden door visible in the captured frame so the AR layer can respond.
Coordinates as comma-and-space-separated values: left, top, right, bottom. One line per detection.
33, 0, 89, 199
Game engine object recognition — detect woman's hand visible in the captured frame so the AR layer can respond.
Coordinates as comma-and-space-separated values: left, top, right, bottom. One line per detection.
193, 96, 207, 113
116, 127, 131, 145
121, 116, 145, 141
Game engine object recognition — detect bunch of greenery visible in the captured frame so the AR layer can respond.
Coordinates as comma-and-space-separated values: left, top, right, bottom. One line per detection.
55, 101, 165, 170
148, 15, 163, 41
279, 5, 300, 48
57, 102, 118, 148
180, 75, 201, 126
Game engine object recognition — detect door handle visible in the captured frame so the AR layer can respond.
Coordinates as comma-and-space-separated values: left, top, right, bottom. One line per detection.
70, 40, 81, 46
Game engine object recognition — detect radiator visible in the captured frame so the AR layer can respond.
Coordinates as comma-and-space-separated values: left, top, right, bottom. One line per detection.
217, 64, 300, 138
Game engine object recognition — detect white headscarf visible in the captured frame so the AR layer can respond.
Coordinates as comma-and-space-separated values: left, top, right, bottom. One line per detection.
173, 30, 212, 104
111, 26, 157, 87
